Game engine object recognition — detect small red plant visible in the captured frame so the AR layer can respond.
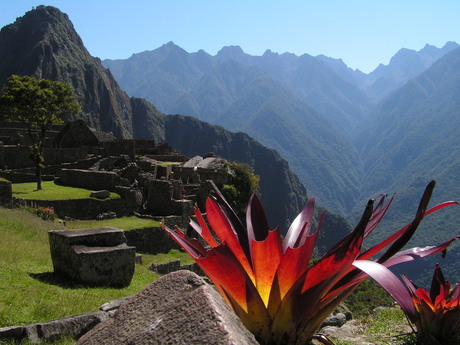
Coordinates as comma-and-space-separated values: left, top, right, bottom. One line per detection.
163, 180, 458, 345
355, 262, 460, 345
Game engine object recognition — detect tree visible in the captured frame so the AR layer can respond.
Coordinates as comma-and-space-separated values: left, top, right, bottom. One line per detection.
0, 75, 81, 190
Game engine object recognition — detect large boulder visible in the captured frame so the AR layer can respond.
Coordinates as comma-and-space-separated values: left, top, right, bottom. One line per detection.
77, 270, 259, 345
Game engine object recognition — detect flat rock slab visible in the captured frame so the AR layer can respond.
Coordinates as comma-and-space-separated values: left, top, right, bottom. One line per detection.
90, 190, 111, 199
49, 227, 135, 287
0, 311, 108, 344
77, 270, 259, 345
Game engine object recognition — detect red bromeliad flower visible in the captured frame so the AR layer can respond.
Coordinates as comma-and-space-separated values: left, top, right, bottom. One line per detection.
163, 180, 458, 345
354, 263, 460, 345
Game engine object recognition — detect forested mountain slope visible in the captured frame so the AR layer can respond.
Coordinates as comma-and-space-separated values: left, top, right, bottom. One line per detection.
352, 48, 460, 283
105, 44, 366, 214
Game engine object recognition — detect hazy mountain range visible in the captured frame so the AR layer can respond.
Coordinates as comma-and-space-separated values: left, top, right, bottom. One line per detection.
103, 40, 459, 214
103, 37, 460, 283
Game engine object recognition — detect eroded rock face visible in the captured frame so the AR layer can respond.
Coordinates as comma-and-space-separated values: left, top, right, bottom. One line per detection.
77, 270, 259, 345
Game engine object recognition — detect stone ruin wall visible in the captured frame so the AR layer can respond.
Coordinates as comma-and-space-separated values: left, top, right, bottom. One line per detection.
57, 169, 121, 192
102, 141, 135, 160
123, 226, 180, 254
195, 167, 231, 185
0, 179, 12, 206
0, 145, 89, 170
0, 157, 101, 183
14, 197, 129, 220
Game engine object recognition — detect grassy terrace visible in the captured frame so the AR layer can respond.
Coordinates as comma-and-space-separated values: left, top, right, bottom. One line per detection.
0, 182, 192, 332
11, 181, 120, 200
0, 207, 156, 328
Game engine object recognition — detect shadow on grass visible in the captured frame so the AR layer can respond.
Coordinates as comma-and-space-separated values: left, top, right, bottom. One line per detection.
29, 272, 91, 289
29, 272, 128, 289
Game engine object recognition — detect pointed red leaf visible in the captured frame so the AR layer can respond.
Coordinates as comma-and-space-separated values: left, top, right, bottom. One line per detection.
274, 221, 320, 299
193, 244, 255, 313
381, 235, 460, 268
246, 193, 270, 243
359, 198, 457, 262
377, 180, 436, 263
206, 197, 255, 283
301, 200, 373, 293
162, 224, 207, 258
210, 189, 250, 258
250, 226, 283, 306
282, 197, 315, 252
192, 206, 219, 247
353, 260, 417, 322
430, 264, 445, 303
364, 194, 393, 237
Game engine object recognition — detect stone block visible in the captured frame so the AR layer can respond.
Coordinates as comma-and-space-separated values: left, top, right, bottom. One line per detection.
0, 326, 27, 342
76, 270, 259, 345
124, 226, 179, 254
38, 311, 108, 342
49, 227, 135, 287
0, 178, 12, 206
0, 312, 108, 344
90, 190, 111, 199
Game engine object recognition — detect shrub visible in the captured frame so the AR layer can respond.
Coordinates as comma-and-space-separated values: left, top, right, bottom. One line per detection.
24, 205, 57, 221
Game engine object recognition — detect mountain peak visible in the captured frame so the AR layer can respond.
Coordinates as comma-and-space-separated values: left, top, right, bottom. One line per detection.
0, 5, 87, 85
216, 45, 246, 59
0, 5, 137, 138
1, 5, 81, 44
164, 41, 179, 48
262, 49, 278, 56
443, 41, 459, 50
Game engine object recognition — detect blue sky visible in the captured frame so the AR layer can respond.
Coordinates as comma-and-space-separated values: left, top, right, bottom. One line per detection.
1, 1, 459, 73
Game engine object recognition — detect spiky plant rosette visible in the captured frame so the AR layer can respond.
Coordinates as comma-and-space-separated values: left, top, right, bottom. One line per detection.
355, 262, 460, 345
163, 180, 458, 345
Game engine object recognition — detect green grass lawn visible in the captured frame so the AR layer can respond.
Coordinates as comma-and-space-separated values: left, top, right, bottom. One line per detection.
11, 181, 120, 200
0, 206, 189, 329
64, 216, 161, 231
142, 249, 194, 266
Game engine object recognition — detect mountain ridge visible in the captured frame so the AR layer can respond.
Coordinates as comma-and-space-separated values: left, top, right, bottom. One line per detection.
104, 42, 367, 214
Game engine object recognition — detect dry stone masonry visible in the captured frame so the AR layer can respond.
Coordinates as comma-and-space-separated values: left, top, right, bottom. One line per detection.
48, 227, 135, 287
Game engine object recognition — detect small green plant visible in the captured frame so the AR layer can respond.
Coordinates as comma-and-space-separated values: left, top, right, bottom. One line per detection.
221, 161, 260, 215
345, 279, 395, 317
363, 308, 416, 345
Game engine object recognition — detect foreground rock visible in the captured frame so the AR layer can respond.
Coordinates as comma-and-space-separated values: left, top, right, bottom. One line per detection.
77, 270, 259, 345
0, 311, 108, 344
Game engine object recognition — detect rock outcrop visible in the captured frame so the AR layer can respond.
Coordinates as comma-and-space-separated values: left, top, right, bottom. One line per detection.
77, 270, 259, 345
